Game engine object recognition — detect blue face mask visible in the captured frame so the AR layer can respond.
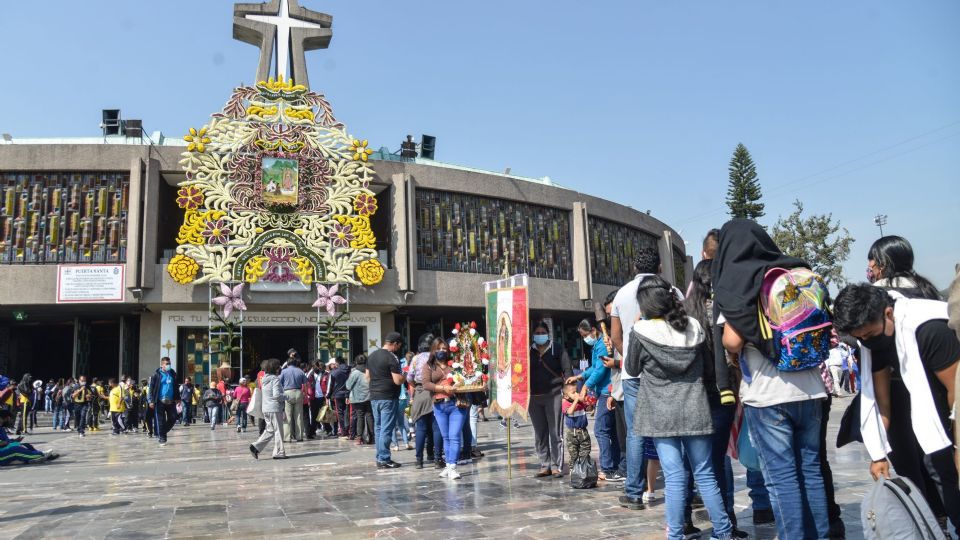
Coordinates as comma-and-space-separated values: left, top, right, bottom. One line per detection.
435, 350, 450, 362
533, 334, 549, 346
583, 335, 597, 346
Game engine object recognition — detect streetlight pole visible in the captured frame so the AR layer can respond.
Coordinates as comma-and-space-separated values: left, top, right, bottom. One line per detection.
874, 214, 888, 237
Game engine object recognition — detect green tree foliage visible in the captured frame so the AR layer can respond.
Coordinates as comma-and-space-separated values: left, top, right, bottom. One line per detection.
726, 143, 765, 220
771, 199, 855, 287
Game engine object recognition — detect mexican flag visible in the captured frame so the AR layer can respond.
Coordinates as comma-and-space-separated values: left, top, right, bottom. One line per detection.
484, 274, 530, 420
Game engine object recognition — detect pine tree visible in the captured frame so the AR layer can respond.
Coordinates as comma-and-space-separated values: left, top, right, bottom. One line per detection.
726, 143, 765, 220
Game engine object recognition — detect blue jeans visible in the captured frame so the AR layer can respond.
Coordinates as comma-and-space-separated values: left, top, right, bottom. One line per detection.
74, 404, 89, 434
622, 378, 648, 498
595, 393, 620, 473
746, 468, 771, 510
745, 400, 828, 540
395, 399, 410, 444
371, 399, 398, 463
433, 400, 467, 466
654, 436, 733, 540
52, 405, 64, 429
181, 403, 193, 425
415, 413, 442, 461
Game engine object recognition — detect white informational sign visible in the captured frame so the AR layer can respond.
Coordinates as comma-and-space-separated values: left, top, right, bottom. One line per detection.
56, 265, 125, 303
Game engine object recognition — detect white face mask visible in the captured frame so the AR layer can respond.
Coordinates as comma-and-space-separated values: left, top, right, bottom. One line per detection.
583, 335, 597, 346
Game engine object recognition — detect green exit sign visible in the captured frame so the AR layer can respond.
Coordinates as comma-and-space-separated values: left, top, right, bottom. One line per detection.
12, 311, 27, 321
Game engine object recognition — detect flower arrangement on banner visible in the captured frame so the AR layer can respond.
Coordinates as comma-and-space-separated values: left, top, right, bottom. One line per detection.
446, 321, 490, 393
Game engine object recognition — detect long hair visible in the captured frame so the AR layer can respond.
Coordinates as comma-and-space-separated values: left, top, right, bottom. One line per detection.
683, 259, 713, 334
426, 337, 448, 369
636, 276, 688, 332
868, 235, 941, 300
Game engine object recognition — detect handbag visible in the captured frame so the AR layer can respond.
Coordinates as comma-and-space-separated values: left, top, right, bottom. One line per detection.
316, 403, 337, 424
246, 387, 262, 417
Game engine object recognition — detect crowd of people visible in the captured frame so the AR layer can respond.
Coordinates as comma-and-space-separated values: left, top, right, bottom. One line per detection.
2, 224, 959, 540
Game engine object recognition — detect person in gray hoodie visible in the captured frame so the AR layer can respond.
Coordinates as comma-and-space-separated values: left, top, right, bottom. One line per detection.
624, 276, 732, 540
250, 358, 287, 460
346, 354, 373, 444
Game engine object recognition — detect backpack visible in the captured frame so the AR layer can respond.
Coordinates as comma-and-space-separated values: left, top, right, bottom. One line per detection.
758, 267, 832, 371
862, 476, 946, 540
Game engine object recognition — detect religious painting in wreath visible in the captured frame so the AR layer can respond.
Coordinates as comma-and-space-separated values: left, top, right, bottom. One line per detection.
261, 157, 299, 207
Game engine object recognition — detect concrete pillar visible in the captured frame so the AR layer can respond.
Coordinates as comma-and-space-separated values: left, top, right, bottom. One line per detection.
392, 173, 416, 295
140, 159, 161, 289
125, 158, 145, 291
659, 230, 677, 286
571, 202, 592, 301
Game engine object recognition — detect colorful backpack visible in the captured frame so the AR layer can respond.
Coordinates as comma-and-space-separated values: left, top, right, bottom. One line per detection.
759, 267, 832, 371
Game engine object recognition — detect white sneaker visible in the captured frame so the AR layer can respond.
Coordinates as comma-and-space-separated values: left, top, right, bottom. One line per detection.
642, 491, 657, 503
438, 467, 450, 478
447, 466, 461, 480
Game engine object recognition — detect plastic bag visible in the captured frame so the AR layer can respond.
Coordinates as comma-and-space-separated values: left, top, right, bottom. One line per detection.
570, 456, 598, 489
737, 416, 760, 471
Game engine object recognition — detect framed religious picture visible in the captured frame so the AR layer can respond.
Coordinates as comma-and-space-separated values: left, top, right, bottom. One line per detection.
261, 157, 299, 209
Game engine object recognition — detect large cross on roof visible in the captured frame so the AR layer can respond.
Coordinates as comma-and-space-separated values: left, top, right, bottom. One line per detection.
233, 0, 332, 88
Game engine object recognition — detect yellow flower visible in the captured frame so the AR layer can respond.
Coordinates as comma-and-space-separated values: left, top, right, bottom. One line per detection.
184, 127, 211, 153
349, 139, 373, 162
167, 254, 199, 284
356, 258, 385, 286
513, 363, 523, 374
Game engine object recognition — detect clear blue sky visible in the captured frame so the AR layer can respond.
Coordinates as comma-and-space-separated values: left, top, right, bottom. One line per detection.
2, 1, 958, 288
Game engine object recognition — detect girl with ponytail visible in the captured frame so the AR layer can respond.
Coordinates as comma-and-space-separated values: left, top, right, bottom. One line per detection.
623, 276, 733, 540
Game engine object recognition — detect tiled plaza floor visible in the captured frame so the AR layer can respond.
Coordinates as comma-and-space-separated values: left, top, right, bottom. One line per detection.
2, 398, 872, 539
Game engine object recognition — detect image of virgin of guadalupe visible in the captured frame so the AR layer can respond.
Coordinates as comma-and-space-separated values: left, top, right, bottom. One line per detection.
496, 312, 511, 374
280, 168, 295, 195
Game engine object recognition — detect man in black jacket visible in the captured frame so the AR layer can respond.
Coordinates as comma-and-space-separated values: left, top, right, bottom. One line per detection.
147, 357, 180, 446
326, 358, 351, 437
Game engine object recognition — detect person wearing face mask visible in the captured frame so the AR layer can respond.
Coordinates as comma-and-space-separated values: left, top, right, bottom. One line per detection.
528, 321, 573, 479
566, 319, 619, 482
147, 357, 180, 447
834, 283, 960, 537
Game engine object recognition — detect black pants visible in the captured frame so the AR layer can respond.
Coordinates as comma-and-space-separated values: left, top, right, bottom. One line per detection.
155, 402, 178, 442
352, 401, 373, 443
308, 398, 323, 437
818, 396, 843, 526
111, 411, 125, 434
886, 379, 960, 535
613, 399, 627, 475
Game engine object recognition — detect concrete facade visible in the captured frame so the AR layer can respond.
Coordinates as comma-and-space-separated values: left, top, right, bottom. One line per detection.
0, 139, 691, 380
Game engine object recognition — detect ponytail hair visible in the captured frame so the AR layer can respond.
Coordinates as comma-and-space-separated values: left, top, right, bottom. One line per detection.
636, 276, 688, 332
868, 235, 941, 300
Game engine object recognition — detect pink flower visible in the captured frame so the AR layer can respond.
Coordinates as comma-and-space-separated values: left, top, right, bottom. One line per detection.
312, 283, 347, 316
212, 283, 246, 319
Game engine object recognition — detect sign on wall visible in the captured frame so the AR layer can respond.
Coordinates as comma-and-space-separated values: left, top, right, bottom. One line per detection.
56, 264, 125, 303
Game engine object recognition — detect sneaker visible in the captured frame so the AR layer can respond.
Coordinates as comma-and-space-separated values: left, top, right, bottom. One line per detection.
415, 460, 424, 469
457, 458, 472, 466
618, 495, 644, 510
272, 455, 288, 460
159, 441, 167, 447
438, 467, 450, 478
435, 458, 446, 469
605, 471, 625, 482
78, 433, 85, 438
683, 523, 701, 539
642, 491, 658, 504
237, 426, 242, 433
752, 508, 775, 525
378, 460, 401, 469
447, 466, 461, 480
470, 448, 484, 458
249, 444, 259, 460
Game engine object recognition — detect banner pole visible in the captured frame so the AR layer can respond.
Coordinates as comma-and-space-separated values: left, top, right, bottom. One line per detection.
506, 415, 512, 479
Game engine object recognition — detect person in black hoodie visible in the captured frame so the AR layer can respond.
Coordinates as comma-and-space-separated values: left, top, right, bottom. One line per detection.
528, 321, 573, 479
326, 357, 351, 437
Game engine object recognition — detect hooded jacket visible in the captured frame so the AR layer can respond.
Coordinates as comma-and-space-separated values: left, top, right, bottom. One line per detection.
624, 317, 713, 438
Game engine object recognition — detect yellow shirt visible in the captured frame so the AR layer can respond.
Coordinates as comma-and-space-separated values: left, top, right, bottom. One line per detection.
109, 386, 126, 413
192, 387, 200, 406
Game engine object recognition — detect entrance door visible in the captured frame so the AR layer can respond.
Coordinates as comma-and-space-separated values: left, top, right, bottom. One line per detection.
243, 327, 313, 377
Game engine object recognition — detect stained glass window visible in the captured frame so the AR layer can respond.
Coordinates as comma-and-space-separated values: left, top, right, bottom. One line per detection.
588, 216, 660, 286
673, 248, 687, 288
0, 172, 130, 264
415, 189, 573, 280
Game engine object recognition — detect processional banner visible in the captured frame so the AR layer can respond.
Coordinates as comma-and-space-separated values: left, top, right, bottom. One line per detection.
484, 274, 530, 420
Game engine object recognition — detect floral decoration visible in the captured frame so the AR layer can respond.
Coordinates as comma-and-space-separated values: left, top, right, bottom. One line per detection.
349, 139, 373, 162
167, 254, 200, 284
353, 193, 377, 216
445, 321, 490, 392
201, 219, 231, 245
312, 283, 347, 317
328, 222, 355, 249
176, 186, 204, 210
184, 127, 211, 153
211, 282, 247, 319
356, 258, 384, 286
